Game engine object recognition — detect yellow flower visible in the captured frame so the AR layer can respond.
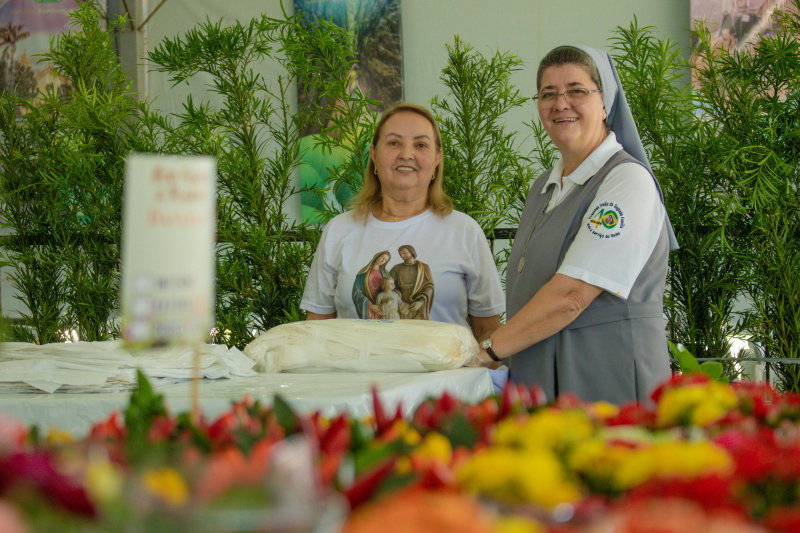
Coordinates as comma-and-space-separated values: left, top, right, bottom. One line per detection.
591, 401, 620, 421
85, 456, 124, 504
143, 467, 189, 507
395, 456, 412, 474
657, 381, 738, 427
495, 515, 545, 533
495, 409, 594, 453
626, 441, 732, 487
413, 432, 452, 464
388, 419, 422, 446
570, 438, 733, 491
45, 428, 74, 445
401, 427, 422, 447
649, 440, 733, 479
457, 448, 581, 509
569, 439, 644, 491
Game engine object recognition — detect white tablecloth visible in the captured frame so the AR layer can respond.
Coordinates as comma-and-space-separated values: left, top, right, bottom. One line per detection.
0, 368, 494, 436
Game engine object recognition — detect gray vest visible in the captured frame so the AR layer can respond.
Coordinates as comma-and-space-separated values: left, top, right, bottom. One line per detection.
506, 150, 670, 404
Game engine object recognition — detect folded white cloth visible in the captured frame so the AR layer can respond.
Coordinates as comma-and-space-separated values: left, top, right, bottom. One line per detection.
243, 319, 479, 373
0, 341, 257, 393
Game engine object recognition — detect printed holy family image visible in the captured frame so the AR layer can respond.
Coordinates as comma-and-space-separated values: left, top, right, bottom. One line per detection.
352, 245, 434, 320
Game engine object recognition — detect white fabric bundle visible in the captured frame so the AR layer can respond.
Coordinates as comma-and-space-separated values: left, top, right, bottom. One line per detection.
0, 341, 257, 393
243, 319, 479, 373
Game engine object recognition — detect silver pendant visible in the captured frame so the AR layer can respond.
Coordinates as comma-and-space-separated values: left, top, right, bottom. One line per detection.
517, 257, 525, 273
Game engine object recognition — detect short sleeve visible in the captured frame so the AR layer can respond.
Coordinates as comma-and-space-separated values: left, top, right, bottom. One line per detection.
299, 224, 338, 315
464, 223, 506, 317
557, 163, 665, 300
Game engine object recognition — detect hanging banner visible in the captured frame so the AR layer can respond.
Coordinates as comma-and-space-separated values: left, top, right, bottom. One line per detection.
690, 0, 798, 87
0, 0, 80, 103
295, 0, 403, 222
120, 154, 217, 348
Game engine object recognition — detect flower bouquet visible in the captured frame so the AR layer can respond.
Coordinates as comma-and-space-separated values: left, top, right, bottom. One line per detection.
1, 363, 799, 533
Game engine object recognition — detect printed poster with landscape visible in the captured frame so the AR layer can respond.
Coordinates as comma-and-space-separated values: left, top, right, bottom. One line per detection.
0, 0, 79, 110
295, 0, 403, 222
690, 0, 798, 88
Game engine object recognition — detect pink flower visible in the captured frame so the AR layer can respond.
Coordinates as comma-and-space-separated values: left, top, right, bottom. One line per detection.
0, 452, 96, 517
0, 499, 28, 533
0, 415, 26, 452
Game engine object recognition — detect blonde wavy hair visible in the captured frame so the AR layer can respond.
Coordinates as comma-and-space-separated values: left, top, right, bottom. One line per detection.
350, 103, 453, 222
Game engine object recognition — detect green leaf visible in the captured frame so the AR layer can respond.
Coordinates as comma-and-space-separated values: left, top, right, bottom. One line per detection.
124, 370, 168, 458
373, 471, 417, 500
439, 412, 479, 449
272, 395, 300, 436
669, 340, 701, 374
353, 440, 409, 476
699, 361, 724, 381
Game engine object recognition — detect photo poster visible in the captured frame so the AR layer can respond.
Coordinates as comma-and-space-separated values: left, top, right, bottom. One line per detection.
120, 154, 217, 349
690, 0, 797, 87
0, 0, 80, 110
294, 0, 403, 223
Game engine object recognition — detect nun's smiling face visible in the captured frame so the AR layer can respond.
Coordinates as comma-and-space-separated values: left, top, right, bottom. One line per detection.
537, 63, 608, 174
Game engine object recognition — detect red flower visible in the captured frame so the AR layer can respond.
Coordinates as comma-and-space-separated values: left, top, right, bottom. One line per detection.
372, 386, 403, 437
650, 373, 710, 404
764, 506, 800, 533
207, 411, 238, 447
628, 475, 740, 514
147, 415, 177, 443
89, 411, 125, 442
714, 430, 779, 482
607, 402, 656, 427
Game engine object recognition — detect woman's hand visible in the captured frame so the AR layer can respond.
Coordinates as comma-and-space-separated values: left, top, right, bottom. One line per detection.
369, 303, 381, 315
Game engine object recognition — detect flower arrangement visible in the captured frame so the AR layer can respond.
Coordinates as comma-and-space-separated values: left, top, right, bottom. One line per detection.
1, 369, 800, 533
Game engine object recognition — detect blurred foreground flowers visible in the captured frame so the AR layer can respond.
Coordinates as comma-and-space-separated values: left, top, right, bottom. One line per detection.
1, 370, 800, 533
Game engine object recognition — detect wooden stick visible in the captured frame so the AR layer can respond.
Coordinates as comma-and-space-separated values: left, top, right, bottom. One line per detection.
137, 0, 168, 32
191, 343, 201, 424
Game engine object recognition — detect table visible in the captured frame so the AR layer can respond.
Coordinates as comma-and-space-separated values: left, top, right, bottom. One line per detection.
0, 368, 495, 436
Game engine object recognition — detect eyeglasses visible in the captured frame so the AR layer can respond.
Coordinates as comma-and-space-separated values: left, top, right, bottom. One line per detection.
532, 88, 601, 107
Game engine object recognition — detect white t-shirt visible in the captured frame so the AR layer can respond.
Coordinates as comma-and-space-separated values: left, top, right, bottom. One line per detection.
544, 132, 666, 300
300, 209, 505, 328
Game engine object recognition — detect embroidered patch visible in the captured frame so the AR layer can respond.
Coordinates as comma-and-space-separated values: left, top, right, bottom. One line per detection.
586, 202, 625, 239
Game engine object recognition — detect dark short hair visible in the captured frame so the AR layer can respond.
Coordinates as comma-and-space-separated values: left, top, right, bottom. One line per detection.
398, 244, 417, 258
536, 46, 602, 93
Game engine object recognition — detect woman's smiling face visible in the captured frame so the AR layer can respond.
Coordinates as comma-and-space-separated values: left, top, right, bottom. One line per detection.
369, 111, 442, 202
537, 63, 607, 167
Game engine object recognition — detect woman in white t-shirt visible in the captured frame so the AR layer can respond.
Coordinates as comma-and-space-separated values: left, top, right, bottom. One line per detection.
300, 103, 504, 344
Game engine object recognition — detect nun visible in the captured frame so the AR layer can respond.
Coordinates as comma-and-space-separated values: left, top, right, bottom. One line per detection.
473, 45, 679, 404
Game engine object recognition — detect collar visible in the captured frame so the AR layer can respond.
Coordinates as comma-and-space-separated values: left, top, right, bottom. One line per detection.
541, 132, 623, 194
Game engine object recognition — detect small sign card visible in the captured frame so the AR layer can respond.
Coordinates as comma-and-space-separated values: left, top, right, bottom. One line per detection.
121, 154, 217, 347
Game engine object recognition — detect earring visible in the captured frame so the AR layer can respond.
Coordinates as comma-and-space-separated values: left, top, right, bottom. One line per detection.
373, 168, 378, 176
